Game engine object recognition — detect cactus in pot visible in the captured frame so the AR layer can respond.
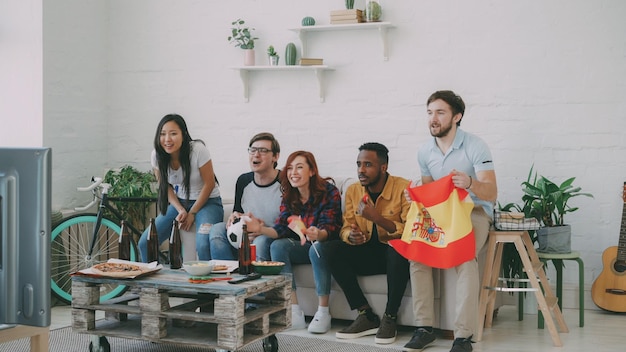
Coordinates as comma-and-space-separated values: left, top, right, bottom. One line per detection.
285, 42, 297, 66
345, 0, 354, 9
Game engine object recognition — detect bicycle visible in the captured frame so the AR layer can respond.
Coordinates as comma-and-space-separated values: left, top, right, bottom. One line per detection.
50, 177, 161, 304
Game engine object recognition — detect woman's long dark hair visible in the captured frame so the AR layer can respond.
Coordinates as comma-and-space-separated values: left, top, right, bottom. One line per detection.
153, 114, 194, 215
280, 151, 332, 212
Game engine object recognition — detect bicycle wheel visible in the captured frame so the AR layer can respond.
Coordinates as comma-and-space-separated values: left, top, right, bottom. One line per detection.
51, 214, 138, 304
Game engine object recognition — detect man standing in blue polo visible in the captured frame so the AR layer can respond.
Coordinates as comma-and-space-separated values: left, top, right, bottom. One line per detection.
403, 91, 498, 352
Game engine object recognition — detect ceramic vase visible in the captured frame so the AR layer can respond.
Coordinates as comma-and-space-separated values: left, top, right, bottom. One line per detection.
243, 49, 255, 66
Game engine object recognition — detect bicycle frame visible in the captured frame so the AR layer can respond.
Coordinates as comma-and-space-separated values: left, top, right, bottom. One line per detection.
88, 190, 145, 258
79, 177, 167, 263
77, 178, 144, 257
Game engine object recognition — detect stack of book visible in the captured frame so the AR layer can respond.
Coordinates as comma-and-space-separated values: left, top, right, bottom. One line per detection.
330, 9, 364, 24
299, 58, 324, 66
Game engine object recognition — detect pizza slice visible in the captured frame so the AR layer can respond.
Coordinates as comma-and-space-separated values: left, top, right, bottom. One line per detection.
287, 215, 307, 245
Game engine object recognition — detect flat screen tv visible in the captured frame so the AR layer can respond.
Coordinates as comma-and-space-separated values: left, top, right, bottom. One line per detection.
0, 147, 51, 327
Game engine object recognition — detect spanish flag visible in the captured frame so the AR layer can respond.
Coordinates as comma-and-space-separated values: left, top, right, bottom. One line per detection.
389, 174, 475, 269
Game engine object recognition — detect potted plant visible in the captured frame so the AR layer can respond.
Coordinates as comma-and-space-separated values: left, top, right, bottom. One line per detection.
267, 45, 279, 66
228, 19, 258, 66
498, 166, 593, 290
365, 0, 382, 22
103, 165, 158, 239
521, 166, 593, 253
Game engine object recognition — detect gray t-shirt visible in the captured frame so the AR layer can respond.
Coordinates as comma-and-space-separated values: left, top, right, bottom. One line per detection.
234, 171, 281, 226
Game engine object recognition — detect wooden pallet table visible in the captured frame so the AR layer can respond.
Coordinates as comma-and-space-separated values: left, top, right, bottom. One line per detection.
71, 268, 291, 352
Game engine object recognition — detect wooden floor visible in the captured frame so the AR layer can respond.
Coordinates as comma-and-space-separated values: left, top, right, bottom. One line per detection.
51, 304, 626, 351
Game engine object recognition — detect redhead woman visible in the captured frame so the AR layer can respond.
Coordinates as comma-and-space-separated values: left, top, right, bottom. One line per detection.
138, 114, 224, 262
246, 151, 342, 334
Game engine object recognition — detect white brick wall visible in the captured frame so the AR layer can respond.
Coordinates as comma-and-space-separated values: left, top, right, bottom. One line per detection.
41, 0, 626, 291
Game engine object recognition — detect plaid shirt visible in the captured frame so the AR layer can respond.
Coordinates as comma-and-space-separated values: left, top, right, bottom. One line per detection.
274, 181, 342, 241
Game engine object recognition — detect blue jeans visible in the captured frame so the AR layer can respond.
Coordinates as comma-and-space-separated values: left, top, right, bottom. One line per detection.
138, 197, 224, 262
209, 221, 273, 261
270, 238, 331, 296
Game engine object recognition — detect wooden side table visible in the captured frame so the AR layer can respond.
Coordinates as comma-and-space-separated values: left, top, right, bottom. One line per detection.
0, 325, 49, 352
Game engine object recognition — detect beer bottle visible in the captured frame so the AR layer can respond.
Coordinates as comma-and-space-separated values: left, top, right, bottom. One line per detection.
147, 218, 159, 263
118, 220, 132, 261
169, 220, 183, 269
238, 223, 252, 275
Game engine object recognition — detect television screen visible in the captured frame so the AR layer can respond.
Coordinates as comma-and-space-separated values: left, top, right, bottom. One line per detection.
0, 147, 51, 327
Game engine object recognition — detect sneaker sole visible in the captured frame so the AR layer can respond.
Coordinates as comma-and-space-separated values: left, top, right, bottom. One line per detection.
308, 324, 331, 334
403, 339, 435, 352
375, 335, 396, 344
336, 327, 379, 339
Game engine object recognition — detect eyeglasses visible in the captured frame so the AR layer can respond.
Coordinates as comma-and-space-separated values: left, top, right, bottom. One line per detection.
248, 147, 272, 155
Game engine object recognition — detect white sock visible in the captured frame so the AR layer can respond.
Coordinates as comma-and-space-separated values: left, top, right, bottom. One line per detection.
292, 304, 302, 313
317, 306, 330, 315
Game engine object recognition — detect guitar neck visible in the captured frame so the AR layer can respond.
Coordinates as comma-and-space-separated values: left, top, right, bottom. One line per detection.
591, 184, 626, 263
619, 209, 626, 261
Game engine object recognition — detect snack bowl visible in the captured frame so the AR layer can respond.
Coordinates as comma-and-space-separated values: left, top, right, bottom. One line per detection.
252, 261, 285, 275
182, 261, 214, 276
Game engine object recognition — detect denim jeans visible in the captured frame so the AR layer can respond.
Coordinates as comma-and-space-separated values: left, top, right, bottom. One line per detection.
138, 197, 224, 262
270, 238, 331, 296
209, 221, 273, 261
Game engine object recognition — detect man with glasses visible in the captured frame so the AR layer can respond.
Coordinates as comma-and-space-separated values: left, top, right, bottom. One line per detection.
208, 132, 282, 262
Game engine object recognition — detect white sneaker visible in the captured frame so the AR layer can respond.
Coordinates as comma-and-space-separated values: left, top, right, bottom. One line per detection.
307, 310, 331, 334
289, 308, 306, 330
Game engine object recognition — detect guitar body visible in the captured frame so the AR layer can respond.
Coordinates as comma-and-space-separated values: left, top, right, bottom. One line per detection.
591, 246, 626, 312
592, 182, 626, 312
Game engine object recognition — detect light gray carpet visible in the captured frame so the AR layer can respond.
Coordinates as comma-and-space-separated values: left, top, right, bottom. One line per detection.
1, 325, 401, 352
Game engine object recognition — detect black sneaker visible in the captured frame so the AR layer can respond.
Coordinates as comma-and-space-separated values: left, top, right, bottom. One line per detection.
375, 313, 397, 344
450, 336, 473, 352
403, 327, 436, 351
336, 312, 380, 339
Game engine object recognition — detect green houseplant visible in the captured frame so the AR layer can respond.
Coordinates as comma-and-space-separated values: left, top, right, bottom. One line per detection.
228, 18, 259, 66
103, 165, 157, 237
521, 166, 593, 253
228, 19, 258, 49
228, 19, 258, 66
267, 45, 279, 66
499, 166, 593, 285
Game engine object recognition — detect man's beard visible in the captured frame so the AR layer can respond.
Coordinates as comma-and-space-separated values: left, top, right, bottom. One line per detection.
360, 171, 382, 188
430, 121, 453, 138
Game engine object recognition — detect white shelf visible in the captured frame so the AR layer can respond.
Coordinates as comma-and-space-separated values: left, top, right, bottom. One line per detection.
289, 22, 394, 61
230, 65, 334, 102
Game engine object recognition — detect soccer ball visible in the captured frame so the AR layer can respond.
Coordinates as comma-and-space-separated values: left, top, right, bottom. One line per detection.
227, 215, 251, 249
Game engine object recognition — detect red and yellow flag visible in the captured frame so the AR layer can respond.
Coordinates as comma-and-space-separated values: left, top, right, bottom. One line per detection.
389, 174, 475, 269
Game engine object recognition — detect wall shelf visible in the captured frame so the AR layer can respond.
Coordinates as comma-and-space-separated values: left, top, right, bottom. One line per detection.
230, 65, 334, 103
289, 22, 394, 61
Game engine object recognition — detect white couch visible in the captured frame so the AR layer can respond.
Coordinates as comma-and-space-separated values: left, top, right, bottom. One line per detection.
220, 177, 490, 331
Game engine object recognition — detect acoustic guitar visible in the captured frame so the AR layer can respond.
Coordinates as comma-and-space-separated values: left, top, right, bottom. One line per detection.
591, 182, 626, 312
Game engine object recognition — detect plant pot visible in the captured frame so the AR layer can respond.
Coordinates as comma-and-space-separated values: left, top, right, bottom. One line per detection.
518, 290, 538, 315
243, 49, 255, 66
268, 55, 279, 66
537, 225, 571, 253
365, 0, 382, 22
